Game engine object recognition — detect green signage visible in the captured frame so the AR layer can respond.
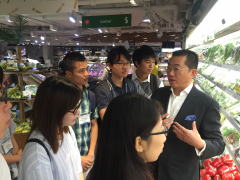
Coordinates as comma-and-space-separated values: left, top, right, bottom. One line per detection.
82, 14, 131, 28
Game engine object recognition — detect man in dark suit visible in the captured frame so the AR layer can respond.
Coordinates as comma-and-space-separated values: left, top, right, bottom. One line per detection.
151, 50, 225, 180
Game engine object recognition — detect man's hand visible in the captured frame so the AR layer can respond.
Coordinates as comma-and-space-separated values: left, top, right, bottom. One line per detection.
161, 113, 173, 129
81, 155, 93, 172
172, 121, 205, 150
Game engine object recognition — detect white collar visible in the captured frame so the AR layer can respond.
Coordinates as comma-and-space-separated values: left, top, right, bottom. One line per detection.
132, 70, 150, 83
170, 82, 193, 97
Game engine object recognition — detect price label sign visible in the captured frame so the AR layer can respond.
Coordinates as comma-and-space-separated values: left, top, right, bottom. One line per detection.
82, 14, 132, 28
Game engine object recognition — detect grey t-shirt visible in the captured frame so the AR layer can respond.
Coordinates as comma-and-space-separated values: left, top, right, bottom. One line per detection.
0, 118, 18, 179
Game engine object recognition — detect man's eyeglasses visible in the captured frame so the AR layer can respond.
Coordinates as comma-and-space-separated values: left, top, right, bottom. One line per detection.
113, 62, 131, 68
166, 67, 189, 73
68, 101, 82, 115
0, 89, 8, 104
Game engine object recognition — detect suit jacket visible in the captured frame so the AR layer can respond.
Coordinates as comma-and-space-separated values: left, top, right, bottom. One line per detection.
151, 86, 225, 180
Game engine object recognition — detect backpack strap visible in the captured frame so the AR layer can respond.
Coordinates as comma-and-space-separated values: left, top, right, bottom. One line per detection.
124, 78, 135, 93
26, 138, 51, 161
88, 89, 96, 114
126, 74, 132, 80
150, 74, 160, 93
98, 80, 113, 103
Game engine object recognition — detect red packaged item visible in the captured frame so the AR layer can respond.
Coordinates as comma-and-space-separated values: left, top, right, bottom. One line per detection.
218, 165, 231, 176
213, 174, 221, 180
212, 158, 224, 168
204, 159, 212, 167
227, 164, 237, 172
200, 169, 206, 177
201, 174, 212, 180
205, 165, 217, 176
222, 173, 234, 180
221, 154, 233, 164
235, 172, 240, 180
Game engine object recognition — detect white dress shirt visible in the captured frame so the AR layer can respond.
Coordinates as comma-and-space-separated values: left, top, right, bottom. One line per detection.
167, 83, 206, 156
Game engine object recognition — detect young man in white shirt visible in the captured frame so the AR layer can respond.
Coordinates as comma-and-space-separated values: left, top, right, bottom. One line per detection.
128, 45, 164, 98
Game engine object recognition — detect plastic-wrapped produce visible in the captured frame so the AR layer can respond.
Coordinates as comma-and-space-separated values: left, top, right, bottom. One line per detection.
202, 65, 217, 77
207, 45, 220, 62
223, 43, 234, 63
214, 45, 225, 63
225, 43, 237, 64
214, 69, 230, 84
227, 103, 240, 116
219, 92, 239, 109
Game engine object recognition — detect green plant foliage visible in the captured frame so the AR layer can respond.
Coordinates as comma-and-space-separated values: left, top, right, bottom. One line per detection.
0, 27, 18, 44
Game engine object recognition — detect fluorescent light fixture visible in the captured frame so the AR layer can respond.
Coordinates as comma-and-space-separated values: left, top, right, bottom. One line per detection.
50, 24, 58, 31
79, 21, 82, 23
143, 11, 152, 22
155, 24, 160, 32
77, 42, 79, 45
55, 36, 58, 40
41, 41, 45, 44
112, 44, 115, 46
134, 35, 140, 37
161, 47, 182, 53
40, 36, 45, 40
47, 41, 50, 45
88, 38, 91, 40
130, 0, 136, 5
26, 37, 31, 41
35, 40, 38, 43
104, 36, 107, 37
69, 13, 76, 23
98, 29, 102, 33
105, 30, 108, 32
170, 35, 175, 36
5, 15, 13, 22
31, 32, 37, 37
75, 33, 79, 37
115, 38, 118, 39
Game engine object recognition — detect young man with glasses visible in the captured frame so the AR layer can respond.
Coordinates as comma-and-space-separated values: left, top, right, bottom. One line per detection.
63, 52, 98, 179
128, 45, 164, 98
151, 50, 225, 180
95, 46, 137, 120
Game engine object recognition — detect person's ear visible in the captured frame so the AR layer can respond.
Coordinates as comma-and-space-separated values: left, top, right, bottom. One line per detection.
65, 71, 73, 78
135, 136, 144, 153
135, 61, 139, 68
191, 69, 197, 78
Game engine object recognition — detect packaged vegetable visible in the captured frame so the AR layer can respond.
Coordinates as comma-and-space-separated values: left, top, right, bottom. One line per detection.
205, 165, 217, 176
213, 174, 221, 180
221, 154, 233, 164
201, 173, 212, 180
222, 172, 234, 180
201, 169, 206, 177
227, 164, 237, 172
235, 171, 240, 180
212, 157, 224, 168
218, 165, 231, 176
204, 159, 212, 168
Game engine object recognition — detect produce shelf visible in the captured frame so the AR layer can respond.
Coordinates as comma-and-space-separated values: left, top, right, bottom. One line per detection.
3, 70, 39, 75
222, 136, 240, 171
198, 72, 240, 102
9, 98, 35, 103
199, 59, 240, 72
194, 78, 240, 134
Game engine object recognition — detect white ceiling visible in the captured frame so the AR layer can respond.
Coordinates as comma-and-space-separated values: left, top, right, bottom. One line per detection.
0, 0, 194, 46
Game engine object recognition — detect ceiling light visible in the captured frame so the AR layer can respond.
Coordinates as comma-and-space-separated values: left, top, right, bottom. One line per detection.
130, 0, 136, 5
69, 13, 76, 23
112, 44, 115, 46
75, 33, 79, 37
115, 38, 118, 39
134, 35, 140, 37
5, 15, 13, 22
144, 40, 148, 41
50, 24, 58, 31
79, 21, 82, 23
55, 36, 58, 40
155, 24, 160, 32
104, 36, 107, 37
105, 30, 108, 32
69, 39, 72, 42
77, 42, 79, 45
41, 41, 44, 44
143, 38, 147, 39
40, 36, 45, 40
98, 29, 102, 33
143, 11, 152, 22
31, 32, 37, 37
88, 38, 91, 40
35, 40, 38, 43
47, 41, 50, 45
26, 37, 30, 41
170, 35, 175, 36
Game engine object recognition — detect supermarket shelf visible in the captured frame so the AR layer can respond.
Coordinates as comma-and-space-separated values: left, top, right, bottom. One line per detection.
194, 78, 240, 134
199, 59, 240, 72
221, 107, 240, 134
198, 72, 240, 102
4, 70, 39, 75
9, 98, 34, 103
223, 136, 240, 171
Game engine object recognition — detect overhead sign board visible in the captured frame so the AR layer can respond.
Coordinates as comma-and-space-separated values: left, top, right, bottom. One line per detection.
82, 14, 132, 28
0, 0, 78, 15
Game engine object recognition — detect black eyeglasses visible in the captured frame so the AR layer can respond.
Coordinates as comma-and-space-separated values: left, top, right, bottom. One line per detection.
0, 89, 8, 104
68, 101, 82, 115
140, 126, 169, 137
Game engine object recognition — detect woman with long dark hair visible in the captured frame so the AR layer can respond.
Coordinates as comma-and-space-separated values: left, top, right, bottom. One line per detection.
18, 76, 84, 180
87, 93, 167, 180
